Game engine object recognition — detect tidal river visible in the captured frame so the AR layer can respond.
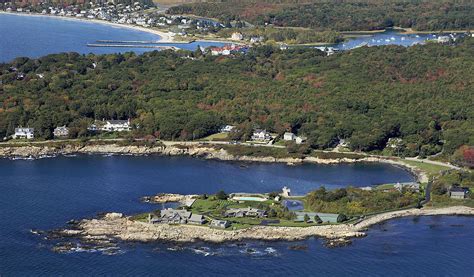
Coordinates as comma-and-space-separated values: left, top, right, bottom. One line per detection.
0, 155, 473, 275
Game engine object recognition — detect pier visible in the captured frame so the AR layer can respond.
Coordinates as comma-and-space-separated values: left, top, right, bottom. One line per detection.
87, 44, 178, 50
95, 40, 195, 44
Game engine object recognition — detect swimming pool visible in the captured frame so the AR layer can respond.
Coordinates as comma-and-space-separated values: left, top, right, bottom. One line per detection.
232, 196, 267, 202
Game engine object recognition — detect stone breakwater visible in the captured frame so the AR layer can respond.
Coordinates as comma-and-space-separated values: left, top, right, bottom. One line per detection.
59, 206, 473, 244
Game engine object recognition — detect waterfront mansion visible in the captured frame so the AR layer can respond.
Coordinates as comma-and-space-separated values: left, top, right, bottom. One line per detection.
88, 119, 132, 132
12, 127, 34, 139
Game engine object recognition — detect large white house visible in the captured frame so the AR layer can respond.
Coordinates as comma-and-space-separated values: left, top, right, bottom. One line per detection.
251, 129, 273, 142
13, 127, 34, 139
101, 119, 131, 132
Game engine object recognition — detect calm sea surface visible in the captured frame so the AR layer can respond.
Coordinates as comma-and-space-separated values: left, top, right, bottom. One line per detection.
0, 13, 440, 63
0, 13, 224, 62
1, 15, 473, 275
0, 155, 472, 276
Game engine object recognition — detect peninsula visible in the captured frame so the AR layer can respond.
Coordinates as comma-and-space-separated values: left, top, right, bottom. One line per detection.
57, 206, 474, 245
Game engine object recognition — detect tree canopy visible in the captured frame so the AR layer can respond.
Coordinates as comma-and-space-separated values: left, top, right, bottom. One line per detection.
1, 38, 473, 159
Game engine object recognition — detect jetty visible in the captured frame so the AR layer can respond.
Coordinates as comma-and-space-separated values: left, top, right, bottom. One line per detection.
86, 44, 178, 50
95, 40, 195, 44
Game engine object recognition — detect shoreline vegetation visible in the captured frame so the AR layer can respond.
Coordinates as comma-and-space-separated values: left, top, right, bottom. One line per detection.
56, 206, 474, 244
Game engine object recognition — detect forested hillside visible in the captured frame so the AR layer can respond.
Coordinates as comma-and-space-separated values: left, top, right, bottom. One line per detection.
168, 0, 474, 31
1, 39, 473, 159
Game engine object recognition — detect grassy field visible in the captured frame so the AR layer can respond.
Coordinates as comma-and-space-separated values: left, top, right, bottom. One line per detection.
200, 132, 228, 141
427, 195, 474, 208
401, 160, 451, 175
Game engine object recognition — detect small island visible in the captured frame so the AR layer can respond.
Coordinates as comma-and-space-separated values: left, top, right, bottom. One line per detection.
53, 176, 474, 249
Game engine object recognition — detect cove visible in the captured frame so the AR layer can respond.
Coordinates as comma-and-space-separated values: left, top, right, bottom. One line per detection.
0, 156, 472, 276
0, 13, 225, 62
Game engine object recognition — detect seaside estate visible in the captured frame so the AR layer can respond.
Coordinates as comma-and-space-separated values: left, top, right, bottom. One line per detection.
149, 208, 205, 225
53, 126, 69, 138
12, 127, 34, 139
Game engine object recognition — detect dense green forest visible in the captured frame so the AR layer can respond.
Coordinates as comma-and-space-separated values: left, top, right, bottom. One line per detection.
1, 39, 473, 161
306, 186, 421, 215
168, 0, 474, 31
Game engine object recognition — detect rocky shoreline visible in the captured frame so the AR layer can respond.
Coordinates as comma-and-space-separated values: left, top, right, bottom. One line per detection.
54, 206, 473, 246
0, 142, 426, 182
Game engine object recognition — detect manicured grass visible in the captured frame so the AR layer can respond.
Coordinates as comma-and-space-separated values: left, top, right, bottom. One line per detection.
401, 160, 451, 175
200, 132, 229, 141
375, 184, 395, 190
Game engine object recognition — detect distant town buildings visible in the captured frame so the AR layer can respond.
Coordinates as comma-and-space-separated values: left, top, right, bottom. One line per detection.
210, 44, 248, 56
13, 127, 34, 139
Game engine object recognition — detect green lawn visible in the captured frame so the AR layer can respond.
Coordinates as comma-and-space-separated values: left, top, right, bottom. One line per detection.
200, 132, 229, 141
401, 160, 451, 175
375, 184, 395, 190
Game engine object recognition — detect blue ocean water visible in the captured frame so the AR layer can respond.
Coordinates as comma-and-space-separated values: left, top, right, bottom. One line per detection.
0, 155, 472, 276
0, 13, 440, 63
0, 13, 225, 62
332, 30, 436, 50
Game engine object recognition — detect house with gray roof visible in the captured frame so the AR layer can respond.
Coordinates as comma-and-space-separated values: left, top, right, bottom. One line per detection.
294, 212, 346, 223
151, 208, 204, 225
449, 187, 470, 199
210, 220, 230, 229
225, 207, 267, 218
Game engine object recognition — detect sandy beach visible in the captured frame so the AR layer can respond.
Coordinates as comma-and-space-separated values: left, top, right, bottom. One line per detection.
0, 11, 176, 42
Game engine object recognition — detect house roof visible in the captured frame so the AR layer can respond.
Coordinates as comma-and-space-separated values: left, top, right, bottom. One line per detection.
106, 120, 129, 125
189, 214, 204, 222
450, 187, 469, 193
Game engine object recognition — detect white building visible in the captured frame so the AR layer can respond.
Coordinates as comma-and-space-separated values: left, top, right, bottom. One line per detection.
436, 36, 450, 43
283, 132, 296, 141
251, 129, 272, 142
100, 119, 131, 132
231, 32, 243, 40
13, 127, 34, 139
283, 132, 306, 144
53, 126, 69, 138
282, 186, 291, 197
220, 125, 235, 133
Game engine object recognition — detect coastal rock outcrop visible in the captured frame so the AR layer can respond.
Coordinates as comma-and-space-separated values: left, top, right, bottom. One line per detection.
56, 206, 474, 245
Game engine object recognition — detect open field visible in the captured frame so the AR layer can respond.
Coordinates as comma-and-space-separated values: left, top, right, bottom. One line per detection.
401, 160, 452, 175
